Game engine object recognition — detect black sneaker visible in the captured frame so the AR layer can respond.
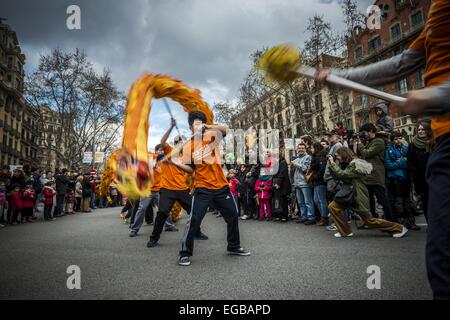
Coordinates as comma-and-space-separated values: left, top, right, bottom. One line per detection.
194, 232, 209, 240
178, 256, 191, 266
129, 230, 138, 237
228, 247, 251, 256
304, 220, 316, 225
147, 239, 159, 248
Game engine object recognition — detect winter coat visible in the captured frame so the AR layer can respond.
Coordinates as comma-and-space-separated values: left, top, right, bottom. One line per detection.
10, 175, 25, 191
291, 153, 311, 188
0, 172, 11, 188
228, 178, 240, 196
82, 177, 93, 197
255, 177, 273, 199
241, 165, 259, 197
22, 190, 36, 208
385, 144, 409, 181
75, 182, 83, 198
55, 173, 70, 195
356, 136, 386, 186
329, 159, 373, 216
43, 187, 56, 205
0, 190, 8, 207
33, 175, 43, 194
328, 141, 343, 157
310, 152, 327, 186
11, 191, 22, 210
272, 158, 292, 196
407, 140, 430, 195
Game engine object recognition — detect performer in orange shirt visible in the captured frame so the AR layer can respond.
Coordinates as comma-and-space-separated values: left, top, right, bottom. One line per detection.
315, 0, 450, 299
167, 111, 250, 266
147, 119, 208, 248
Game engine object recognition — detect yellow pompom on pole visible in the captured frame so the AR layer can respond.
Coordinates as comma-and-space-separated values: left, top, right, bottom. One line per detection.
257, 44, 302, 82
257, 43, 407, 105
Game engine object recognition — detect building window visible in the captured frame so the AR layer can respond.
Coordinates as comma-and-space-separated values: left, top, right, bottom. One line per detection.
411, 11, 424, 30
361, 95, 368, 108
416, 68, 425, 89
368, 36, 381, 54
397, 78, 408, 94
355, 46, 363, 61
390, 23, 401, 42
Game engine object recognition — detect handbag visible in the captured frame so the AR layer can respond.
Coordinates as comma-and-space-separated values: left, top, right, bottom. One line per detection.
305, 169, 313, 184
272, 194, 283, 214
334, 183, 354, 207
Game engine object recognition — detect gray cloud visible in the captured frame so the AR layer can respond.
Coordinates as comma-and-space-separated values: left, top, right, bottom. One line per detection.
1, 0, 373, 146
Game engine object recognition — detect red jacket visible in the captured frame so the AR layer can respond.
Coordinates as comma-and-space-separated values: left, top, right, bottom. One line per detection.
43, 187, 56, 205
22, 190, 36, 208
254, 178, 273, 200
11, 191, 22, 210
228, 178, 240, 196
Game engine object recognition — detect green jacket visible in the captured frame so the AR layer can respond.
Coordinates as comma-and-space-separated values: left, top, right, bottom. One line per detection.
329, 159, 373, 217
356, 136, 386, 186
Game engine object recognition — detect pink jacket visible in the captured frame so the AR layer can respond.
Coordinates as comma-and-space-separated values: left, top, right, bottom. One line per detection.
254, 178, 272, 199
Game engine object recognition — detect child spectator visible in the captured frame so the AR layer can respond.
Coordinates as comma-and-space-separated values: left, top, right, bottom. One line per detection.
0, 181, 8, 228
385, 132, 419, 230
227, 169, 240, 214
255, 173, 273, 221
42, 182, 56, 221
9, 185, 22, 225
65, 188, 75, 214
22, 184, 36, 223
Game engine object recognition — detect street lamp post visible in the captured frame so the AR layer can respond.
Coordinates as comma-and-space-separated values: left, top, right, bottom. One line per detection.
91, 86, 104, 170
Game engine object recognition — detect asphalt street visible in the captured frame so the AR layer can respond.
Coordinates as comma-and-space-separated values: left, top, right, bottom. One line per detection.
0, 207, 431, 300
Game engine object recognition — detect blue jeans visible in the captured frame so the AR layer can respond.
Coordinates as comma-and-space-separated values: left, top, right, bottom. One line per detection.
313, 185, 328, 218
55, 194, 65, 216
295, 186, 314, 221
98, 197, 110, 208
90, 193, 97, 208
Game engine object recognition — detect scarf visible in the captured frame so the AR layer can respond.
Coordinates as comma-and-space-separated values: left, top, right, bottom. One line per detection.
413, 136, 426, 150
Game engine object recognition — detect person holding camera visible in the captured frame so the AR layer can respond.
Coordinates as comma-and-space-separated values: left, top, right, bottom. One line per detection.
355, 123, 396, 222
327, 147, 407, 239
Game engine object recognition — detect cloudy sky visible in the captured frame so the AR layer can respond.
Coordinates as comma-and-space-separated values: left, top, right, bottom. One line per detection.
1, 0, 372, 149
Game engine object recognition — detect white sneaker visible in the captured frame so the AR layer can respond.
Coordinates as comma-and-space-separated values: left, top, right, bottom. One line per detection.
334, 232, 353, 238
240, 215, 248, 220
393, 226, 408, 238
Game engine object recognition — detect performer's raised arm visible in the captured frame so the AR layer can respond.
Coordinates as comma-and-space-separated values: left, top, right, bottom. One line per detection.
160, 118, 177, 146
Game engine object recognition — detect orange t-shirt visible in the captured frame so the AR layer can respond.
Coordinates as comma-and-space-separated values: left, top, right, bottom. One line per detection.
188, 136, 228, 190
409, 0, 450, 138
151, 166, 161, 192
159, 145, 189, 190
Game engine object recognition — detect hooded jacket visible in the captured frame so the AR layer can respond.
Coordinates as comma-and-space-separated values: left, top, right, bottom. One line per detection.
374, 102, 394, 133
385, 143, 409, 180
329, 158, 373, 216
